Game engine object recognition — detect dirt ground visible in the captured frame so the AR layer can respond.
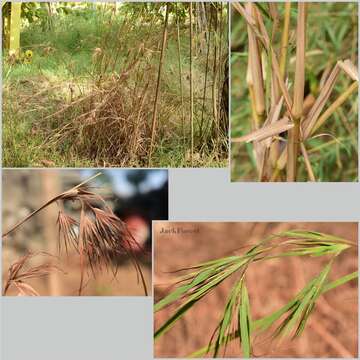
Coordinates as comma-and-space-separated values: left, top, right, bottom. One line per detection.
154, 222, 358, 358
2, 251, 151, 297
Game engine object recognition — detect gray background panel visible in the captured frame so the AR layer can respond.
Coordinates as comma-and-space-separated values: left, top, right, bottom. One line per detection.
169, 169, 360, 221
1, 297, 153, 360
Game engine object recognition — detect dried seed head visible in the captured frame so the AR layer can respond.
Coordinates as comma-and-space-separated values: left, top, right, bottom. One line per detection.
57, 210, 78, 254
3, 252, 62, 296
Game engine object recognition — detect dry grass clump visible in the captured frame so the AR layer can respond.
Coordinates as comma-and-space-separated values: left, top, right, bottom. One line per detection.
46, 54, 157, 166
2, 173, 148, 296
231, 2, 358, 181
2, 252, 62, 296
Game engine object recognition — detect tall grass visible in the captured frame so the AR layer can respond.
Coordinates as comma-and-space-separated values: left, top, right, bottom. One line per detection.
154, 229, 357, 357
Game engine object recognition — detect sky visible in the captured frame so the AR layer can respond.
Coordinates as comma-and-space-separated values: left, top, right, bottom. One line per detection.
81, 169, 168, 197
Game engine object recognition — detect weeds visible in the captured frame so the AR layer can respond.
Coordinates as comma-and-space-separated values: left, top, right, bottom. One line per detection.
231, 2, 358, 181
154, 229, 357, 357
2, 173, 148, 296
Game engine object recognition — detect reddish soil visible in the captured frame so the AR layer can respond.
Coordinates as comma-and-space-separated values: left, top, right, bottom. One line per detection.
3, 251, 151, 297
154, 222, 358, 358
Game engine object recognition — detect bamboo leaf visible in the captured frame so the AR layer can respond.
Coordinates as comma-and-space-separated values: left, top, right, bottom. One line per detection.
232, 117, 293, 143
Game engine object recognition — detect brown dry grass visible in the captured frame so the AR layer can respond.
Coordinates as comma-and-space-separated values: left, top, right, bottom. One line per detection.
2, 173, 148, 296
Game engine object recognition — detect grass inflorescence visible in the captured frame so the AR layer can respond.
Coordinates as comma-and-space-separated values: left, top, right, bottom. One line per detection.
154, 229, 357, 357
2, 173, 148, 296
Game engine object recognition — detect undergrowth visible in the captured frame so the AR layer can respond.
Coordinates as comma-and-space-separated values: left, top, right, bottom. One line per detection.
3, 3, 228, 168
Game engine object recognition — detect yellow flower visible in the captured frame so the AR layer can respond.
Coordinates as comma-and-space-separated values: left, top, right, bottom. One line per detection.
25, 50, 33, 58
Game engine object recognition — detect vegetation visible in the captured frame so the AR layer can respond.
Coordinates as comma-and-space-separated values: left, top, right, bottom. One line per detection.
3, 2, 228, 168
231, 2, 358, 181
154, 229, 358, 357
2, 173, 148, 296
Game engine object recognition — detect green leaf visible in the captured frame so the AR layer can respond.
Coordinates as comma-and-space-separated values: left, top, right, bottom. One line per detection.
239, 283, 251, 357
188, 271, 357, 358
155, 256, 242, 312
213, 279, 242, 357
274, 261, 333, 340
155, 262, 244, 340
154, 267, 220, 312
274, 230, 348, 243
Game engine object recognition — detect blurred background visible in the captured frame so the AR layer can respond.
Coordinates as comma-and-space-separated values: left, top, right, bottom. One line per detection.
154, 222, 358, 357
2, 169, 168, 296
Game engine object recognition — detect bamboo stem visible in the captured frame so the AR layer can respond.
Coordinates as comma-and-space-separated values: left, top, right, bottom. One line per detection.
190, 2, 194, 165
9, 2, 21, 57
211, 4, 219, 141
279, 2, 291, 80
287, 3, 306, 182
148, 4, 169, 166
246, 3, 265, 119
199, 21, 211, 139
176, 4, 186, 149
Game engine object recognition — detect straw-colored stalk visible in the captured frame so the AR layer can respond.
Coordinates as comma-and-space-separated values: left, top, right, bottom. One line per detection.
279, 2, 291, 80
199, 21, 211, 138
287, 3, 306, 181
246, 58, 260, 130
217, 2, 224, 120
301, 143, 316, 181
246, 3, 265, 122
190, 2, 194, 165
176, 4, 186, 147
148, 4, 169, 166
211, 5, 219, 139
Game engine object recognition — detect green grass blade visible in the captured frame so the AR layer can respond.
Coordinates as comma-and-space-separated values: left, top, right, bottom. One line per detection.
323, 271, 358, 292
213, 279, 243, 357
239, 282, 251, 357
273, 261, 333, 340
155, 262, 244, 340
154, 266, 220, 312
274, 230, 351, 244
187, 271, 357, 358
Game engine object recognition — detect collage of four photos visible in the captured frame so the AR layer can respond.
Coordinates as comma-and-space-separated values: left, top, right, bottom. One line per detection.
1, 1, 359, 358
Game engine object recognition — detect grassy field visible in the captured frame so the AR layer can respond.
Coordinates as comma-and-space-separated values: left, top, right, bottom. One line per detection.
231, 2, 358, 181
3, 3, 228, 168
